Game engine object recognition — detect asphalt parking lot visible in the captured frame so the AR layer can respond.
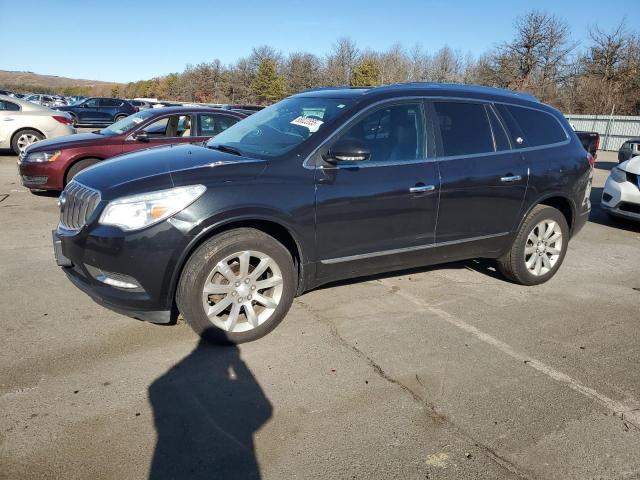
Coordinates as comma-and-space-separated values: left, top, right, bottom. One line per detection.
1, 148, 639, 480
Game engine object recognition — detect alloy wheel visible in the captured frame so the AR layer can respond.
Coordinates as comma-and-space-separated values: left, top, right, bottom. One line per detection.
524, 220, 563, 276
17, 133, 40, 152
201, 250, 284, 333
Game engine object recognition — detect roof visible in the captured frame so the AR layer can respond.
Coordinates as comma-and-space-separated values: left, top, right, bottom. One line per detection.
140, 105, 247, 116
295, 82, 540, 104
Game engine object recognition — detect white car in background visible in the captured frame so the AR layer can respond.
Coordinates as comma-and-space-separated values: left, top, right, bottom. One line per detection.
0, 94, 76, 154
602, 157, 640, 221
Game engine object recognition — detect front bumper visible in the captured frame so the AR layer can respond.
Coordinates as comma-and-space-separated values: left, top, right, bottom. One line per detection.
601, 175, 640, 221
18, 156, 67, 190
54, 220, 190, 324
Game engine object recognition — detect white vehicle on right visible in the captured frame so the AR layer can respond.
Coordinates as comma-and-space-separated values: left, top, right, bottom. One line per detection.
602, 157, 640, 221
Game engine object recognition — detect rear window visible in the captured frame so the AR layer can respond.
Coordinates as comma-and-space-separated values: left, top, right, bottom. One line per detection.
507, 106, 567, 147
0, 100, 20, 111
433, 102, 494, 157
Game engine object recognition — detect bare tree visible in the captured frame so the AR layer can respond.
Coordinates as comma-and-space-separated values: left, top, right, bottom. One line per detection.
285, 52, 323, 94
325, 37, 359, 85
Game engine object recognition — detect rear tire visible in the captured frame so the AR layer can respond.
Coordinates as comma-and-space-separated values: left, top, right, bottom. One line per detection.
114, 114, 127, 123
65, 158, 100, 185
11, 129, 44, 155
497, 205, 569, 285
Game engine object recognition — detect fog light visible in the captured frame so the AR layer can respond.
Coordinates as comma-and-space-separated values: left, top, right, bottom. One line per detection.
85, 264, 142, 290
99, 275, 139, 289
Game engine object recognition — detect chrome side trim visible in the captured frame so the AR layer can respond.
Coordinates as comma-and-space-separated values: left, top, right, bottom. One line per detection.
320, 232, 510, 265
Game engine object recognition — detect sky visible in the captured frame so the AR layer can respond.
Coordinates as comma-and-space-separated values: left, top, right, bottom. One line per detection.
0, 0, 636, 83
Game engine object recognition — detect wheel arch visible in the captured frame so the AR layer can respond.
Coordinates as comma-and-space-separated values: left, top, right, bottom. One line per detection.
169, 217, 306, 309
63, 156, 105, 186
11, 126, 46, 144
518, 194, 576, 234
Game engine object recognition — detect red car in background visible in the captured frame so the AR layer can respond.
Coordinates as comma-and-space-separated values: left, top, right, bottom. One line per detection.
18, 106, 246, 192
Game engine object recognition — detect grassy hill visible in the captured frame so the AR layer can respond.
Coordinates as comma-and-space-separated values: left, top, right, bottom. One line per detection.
0, 70, 124, 95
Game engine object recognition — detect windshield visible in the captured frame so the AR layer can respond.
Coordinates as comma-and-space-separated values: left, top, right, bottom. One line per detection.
206, 96, 354, 157
99, 110, 156, 136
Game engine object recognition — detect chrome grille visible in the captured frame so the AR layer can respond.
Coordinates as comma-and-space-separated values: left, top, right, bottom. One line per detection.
59, 181, 101, 231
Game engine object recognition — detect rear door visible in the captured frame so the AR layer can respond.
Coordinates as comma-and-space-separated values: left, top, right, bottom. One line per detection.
98, 99, 121, 123
196, 113, 241, 141
314, 100, 439, 276
431, 100, 528, 243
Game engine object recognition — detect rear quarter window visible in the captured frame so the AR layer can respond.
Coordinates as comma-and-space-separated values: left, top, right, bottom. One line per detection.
507, 106, 567, 147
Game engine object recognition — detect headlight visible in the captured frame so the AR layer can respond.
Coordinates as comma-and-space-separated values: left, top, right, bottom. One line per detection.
610, 167, 627, 183
24, 150, 61, 163
99, 185, 206, 231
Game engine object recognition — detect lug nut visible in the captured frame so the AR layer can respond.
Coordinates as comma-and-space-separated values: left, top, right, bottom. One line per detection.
235, 281, 240, 287
251, 285, 256, 290
238, 297, 243, 303
244, 278, 250, 284
231, 291, 237, 296
247, 294, 252, 300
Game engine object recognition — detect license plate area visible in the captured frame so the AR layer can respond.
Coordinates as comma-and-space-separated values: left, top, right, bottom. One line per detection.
52, 230, 73, 267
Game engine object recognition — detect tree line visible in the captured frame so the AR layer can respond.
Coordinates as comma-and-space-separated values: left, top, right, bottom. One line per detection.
6, 11, 639, 115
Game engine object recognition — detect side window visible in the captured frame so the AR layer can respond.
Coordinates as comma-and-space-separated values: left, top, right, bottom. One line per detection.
144, 115, 192, 137
100, 99, 121, 108
487, 106, 511, 151
84, 98, 100, 108
433, 102, 494, 157
506, 106, 567, 147
198, 114, 240, 136
0, 100, 20, 111
333, 103, 425, 163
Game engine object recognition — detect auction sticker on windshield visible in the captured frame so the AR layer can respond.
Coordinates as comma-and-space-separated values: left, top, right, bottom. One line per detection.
290, 116, 323, 132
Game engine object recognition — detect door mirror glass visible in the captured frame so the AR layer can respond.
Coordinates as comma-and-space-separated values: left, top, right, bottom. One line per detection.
325, 138, 370, 163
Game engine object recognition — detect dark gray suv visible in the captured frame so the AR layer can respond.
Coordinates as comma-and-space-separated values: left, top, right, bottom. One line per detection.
53, 83, 593, 344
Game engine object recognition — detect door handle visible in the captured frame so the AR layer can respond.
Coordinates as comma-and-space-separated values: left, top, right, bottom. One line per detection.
500, 175, 522, 183
3, 117, 14, 121
409, 184, 435, 193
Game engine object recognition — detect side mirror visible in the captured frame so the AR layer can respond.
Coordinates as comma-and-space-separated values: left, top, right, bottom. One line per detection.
134, 130, 149, 142
325, 138, 370, 163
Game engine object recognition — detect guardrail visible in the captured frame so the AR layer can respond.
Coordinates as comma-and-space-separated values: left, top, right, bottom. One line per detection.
565, 114, 640, 151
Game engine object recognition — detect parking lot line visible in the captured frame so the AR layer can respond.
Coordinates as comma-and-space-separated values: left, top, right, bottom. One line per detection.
380, 279, 640, 429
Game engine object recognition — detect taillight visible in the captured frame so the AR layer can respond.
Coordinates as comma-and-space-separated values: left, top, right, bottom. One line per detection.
134, 107, 139, 112
587, 153, 595, 168
53, 116, 72, 125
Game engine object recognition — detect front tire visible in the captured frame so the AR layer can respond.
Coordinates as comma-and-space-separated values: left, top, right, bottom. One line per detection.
177, 228, 296, 344
497, 205, 569, 285
65, 158, 100, 185
11, 129, 44, 154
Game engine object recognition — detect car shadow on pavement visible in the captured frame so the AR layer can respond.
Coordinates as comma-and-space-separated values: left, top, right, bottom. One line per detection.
148, 338, 272, 480
588, 186, 640, 233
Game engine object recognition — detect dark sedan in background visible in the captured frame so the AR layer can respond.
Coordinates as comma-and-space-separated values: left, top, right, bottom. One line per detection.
54, 97, 137, 126
18, 106, 246, 191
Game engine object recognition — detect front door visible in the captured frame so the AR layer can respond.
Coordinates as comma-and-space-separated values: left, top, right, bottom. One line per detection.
78, 98, 101, 123
122, 114, 196, 154
314, 101, 439, 276
431, 100, 528, 243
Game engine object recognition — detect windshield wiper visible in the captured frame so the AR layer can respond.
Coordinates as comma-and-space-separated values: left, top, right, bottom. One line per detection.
208, 144, 243, 156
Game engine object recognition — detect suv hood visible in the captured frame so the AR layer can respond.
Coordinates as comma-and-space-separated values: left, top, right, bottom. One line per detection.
73, 143, 267, 199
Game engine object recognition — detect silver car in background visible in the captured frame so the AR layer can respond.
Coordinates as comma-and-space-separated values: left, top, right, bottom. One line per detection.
0, 94, 75, 154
